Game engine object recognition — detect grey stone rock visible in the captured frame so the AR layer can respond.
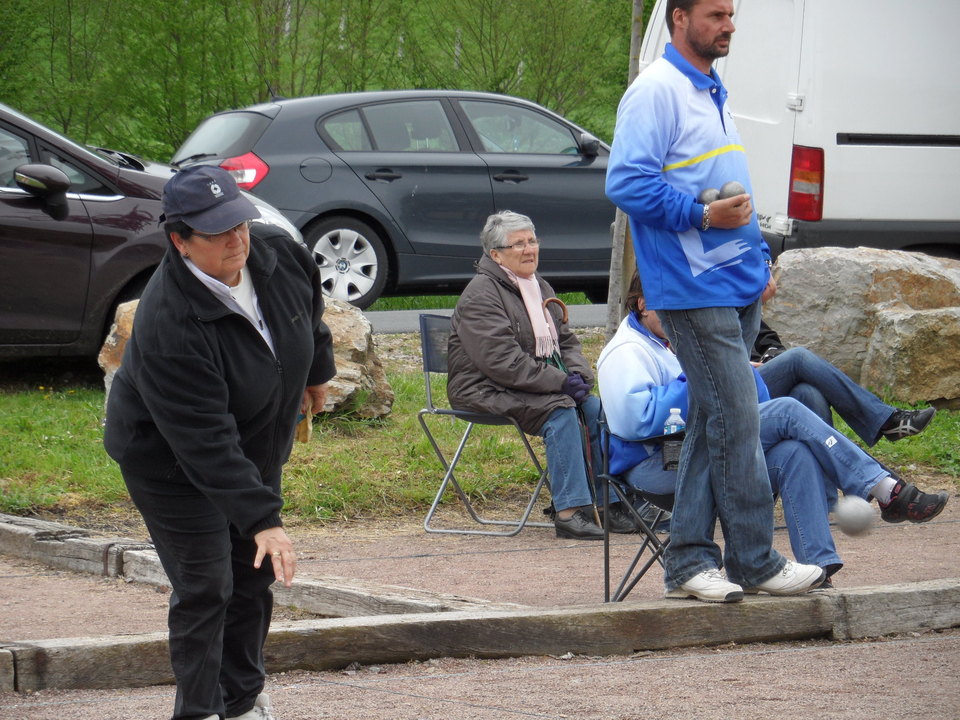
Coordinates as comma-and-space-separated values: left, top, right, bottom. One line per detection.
764, 247, 960, 404
98, 297, 394, 419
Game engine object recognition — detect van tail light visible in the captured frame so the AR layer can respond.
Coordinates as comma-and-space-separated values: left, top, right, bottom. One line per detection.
788, 145, 824, 221
220, 152, 269, 190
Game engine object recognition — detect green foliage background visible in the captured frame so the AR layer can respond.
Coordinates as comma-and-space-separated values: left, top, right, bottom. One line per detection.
0, 0, 657, 162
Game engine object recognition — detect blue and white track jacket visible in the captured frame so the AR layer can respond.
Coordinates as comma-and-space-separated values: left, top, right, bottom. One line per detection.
606, 43, 771, 311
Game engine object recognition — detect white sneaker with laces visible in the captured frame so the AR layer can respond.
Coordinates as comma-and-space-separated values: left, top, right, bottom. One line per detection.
744, 561, 825, 596
227, 693, 275, 720
664, 568, 744, 603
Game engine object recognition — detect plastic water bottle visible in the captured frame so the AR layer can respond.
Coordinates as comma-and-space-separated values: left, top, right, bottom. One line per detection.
664, 408, 685, 435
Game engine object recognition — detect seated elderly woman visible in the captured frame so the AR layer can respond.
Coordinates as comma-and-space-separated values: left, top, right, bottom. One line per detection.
446, 210, 622, 540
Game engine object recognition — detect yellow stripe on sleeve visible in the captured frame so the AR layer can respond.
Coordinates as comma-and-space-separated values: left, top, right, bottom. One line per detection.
662, 144, 745, 172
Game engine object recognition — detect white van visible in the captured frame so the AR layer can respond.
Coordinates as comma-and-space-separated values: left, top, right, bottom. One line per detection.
639, 0, 960, 258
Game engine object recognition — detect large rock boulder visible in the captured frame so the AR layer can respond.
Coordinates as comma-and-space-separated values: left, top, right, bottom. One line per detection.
319, 298, 394, 417
98, 297, 393, 419
764, 247, 960, 405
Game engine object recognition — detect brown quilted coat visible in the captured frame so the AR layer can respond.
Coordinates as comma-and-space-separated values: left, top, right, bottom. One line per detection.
447, 254, 594, 435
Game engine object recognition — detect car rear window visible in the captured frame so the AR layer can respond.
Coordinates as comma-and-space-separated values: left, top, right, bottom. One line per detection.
320, 101, 458, 153
172, 112, 270, 163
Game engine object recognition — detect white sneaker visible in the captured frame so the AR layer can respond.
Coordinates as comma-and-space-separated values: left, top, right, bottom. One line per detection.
228, 693, 275, 720
744, 561, 825, 596
664, 568, 744, 603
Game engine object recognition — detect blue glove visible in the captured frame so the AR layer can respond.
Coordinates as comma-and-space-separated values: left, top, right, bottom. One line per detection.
561, 372, 590, 405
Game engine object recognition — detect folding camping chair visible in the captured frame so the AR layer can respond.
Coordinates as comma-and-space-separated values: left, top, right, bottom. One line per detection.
598, 409, 676, 602
417, 313, 553, 536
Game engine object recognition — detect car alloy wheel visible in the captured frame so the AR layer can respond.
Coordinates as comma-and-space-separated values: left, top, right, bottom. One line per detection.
306, 216, 388, 309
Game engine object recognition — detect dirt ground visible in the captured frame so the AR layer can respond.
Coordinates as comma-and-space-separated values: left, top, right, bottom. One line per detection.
2, 336, 959, 718
2, 494, 959, 719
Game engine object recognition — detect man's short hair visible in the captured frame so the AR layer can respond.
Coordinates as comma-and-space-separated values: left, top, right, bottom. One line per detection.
666, 0, 700, 35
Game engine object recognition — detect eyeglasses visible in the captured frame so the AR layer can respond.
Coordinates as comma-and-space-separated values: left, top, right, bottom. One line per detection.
192, 221, 250, 243
495, 237, 540, 251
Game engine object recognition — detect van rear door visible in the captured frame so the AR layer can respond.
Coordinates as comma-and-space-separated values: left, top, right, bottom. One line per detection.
792, 1, 960, 233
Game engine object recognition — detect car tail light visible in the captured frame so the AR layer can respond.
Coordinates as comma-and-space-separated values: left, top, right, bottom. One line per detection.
787, 145, 824, 221
220, 152, 270, 190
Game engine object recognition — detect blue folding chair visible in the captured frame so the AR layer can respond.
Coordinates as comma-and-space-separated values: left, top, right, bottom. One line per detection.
417, 313, 553, 536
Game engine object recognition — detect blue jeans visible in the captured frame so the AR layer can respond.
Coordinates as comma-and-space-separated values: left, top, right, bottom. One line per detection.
761, 397, 888, 572
660, 301, 785, 589
758, 347, 895, 446
540, 394, 601, 511
621, 396, 888, 574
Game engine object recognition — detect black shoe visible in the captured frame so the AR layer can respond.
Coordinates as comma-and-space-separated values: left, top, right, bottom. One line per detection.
597, 504, 639, 534
554, 509, 604, 540
633, 499, 672, 533
879, 479, 949, 523
880, 407, 936, 441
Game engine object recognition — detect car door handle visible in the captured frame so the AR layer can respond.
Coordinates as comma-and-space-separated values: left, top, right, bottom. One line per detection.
492, 171, 529, 183
364, 169, 402, 181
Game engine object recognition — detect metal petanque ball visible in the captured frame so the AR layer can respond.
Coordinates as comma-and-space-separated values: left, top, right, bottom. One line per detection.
832, 495, 877, 536
698, 187, 720, 204
719, 180, 747, 199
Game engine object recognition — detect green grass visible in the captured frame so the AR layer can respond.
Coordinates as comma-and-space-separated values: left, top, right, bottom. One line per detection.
1, 341, 958, 526
0, 386, 129, 513
369, 292, 591, 311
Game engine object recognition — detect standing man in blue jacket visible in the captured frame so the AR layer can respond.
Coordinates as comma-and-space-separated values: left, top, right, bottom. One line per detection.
605, 0, 825, 602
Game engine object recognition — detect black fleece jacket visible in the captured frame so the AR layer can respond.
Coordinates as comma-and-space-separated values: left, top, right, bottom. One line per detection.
104, 225, 336, 536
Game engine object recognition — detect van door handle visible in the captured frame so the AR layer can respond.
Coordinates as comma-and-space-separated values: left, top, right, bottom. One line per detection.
492, 171, 529, 183
364, 169, 402, 181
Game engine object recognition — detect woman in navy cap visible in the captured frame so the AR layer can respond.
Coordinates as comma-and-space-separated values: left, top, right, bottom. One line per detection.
104, 165, 336, 720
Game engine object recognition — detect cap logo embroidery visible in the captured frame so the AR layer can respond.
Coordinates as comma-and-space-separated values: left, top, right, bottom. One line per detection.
209, 182, 224, 198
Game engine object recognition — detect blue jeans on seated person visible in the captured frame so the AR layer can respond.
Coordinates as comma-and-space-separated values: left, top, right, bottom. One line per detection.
539, 394, 601, 512
760, 396, 889, 571
660, 301, 785, 591
758, 347, 895, 446
620, 396, 889, 573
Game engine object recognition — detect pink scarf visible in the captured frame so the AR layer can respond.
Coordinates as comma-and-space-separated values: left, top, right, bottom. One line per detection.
501, 266, 559, 357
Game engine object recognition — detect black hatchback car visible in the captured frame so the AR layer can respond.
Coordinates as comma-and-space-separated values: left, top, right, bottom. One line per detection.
173, 90, 616, 308
0, 103, 302, 359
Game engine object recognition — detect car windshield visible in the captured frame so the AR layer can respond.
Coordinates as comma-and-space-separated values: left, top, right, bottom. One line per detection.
172, 112, 271, 164
1, 102, 115, 168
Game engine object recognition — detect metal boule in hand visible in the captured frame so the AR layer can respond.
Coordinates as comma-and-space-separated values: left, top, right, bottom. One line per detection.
697, 187, 720, 204
719, 180, 747, 199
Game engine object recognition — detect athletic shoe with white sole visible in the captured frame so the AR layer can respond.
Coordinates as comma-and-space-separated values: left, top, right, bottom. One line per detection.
880, 407, 936, 442
665, 568, 744, 603
743, 561, 825, 596
228, 694, 275, 720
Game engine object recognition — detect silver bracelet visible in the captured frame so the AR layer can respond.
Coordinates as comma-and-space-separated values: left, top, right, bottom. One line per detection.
701, 204, 711, 231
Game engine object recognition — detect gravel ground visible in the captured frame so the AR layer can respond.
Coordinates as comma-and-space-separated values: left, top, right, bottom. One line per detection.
2, 336, 958, 718
2, 497, 959, 719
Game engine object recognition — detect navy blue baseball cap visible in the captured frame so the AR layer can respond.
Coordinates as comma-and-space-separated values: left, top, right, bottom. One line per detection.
161, 165, 260, 234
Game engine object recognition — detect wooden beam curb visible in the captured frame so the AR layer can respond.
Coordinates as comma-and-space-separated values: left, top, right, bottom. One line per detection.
0, 514, 517, 618
3, 579, 958, 692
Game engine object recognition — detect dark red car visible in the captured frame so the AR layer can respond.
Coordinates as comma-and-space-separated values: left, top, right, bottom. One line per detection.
0, 103, 301, 359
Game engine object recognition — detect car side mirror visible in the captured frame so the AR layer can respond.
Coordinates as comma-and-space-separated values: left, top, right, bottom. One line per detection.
14, 163, 71, 221
579, 133, 600, 158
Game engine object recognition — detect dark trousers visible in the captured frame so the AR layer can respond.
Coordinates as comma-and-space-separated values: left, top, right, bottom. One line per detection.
124, 470, 275, 720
